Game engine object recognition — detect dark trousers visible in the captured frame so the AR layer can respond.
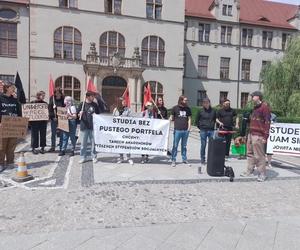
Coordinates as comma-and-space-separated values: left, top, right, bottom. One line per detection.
31, 121, 47, 149
0, 138, 17, 164
224, 133, 232, 156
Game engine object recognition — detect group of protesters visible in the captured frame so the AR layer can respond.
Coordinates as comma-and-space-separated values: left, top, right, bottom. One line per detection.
0, 79, 272, 181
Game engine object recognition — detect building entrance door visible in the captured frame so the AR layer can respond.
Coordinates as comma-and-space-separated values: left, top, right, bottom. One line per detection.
102, 76, 127, 112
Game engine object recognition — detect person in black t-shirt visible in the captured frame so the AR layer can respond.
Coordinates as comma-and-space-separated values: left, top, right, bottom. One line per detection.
169, 96, 192, 167
216, 99, 239, 157
78, 92, 100, 164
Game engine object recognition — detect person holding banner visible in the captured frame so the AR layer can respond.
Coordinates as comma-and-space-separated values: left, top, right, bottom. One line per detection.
60, 96, 77, 156
78, 92, 100, 164
170, 96, 192, 167
30, 91, 48, 154
0, 82, 22, 170
113, 98, 134, 165
48, 87, 65, 152
241, 91, 271, 182
156, 97, 168, 120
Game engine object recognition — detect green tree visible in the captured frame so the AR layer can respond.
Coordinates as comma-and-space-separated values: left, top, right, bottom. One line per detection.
261, 37, 300, 116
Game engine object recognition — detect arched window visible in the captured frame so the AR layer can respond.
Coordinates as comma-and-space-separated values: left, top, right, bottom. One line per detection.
144, 81, 163, 103
141, 36, 165, 67
54, 26, 82, 60
55, 76, 81, 101
99, 31, 125, 57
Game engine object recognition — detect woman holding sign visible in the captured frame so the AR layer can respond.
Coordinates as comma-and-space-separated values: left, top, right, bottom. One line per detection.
0, 82, 22, 171
30, 91, 48, 154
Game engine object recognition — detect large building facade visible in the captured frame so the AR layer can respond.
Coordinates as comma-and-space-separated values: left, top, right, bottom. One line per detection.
0, 0, 299, 109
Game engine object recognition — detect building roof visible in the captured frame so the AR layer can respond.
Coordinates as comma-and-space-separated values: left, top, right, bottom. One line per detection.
0, 0, 29, 4
185, 0, 299, 30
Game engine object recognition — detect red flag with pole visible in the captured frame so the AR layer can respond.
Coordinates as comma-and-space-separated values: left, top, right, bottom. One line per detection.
142, 82, 152, 111
49, 75, 55, 97
86, 78, 97, 93
122, 85, 131, 107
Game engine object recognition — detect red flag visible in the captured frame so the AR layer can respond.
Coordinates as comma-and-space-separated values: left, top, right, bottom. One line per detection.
122, 85, 131, 107
49, 75, 55, 97
142, 83, 152, 111
86, 78, 97, 93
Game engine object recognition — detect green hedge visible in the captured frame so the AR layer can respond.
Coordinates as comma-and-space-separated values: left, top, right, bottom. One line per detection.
277, 117, 300, 123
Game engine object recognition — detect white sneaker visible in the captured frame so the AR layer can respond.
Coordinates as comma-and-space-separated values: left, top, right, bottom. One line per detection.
79, 158, 87, 164
128, 159, 134, 165
93, 158, 98, 164
117, 159, 123, 164
257, 174, 267, 182
171, 161, 176, 167
240, 171, 254, 177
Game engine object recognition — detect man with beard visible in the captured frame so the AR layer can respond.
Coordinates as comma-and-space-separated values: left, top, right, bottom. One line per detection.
241, 91, 271, 182
170, 96, 192, 167
216, 99, 238, 157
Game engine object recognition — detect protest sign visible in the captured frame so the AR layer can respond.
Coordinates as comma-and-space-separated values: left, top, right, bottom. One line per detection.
22, 103, 49, 121
267, 123, 300, 156
93, 114, 170, 156
1, 116, 28, 138
57, 107, 69, 132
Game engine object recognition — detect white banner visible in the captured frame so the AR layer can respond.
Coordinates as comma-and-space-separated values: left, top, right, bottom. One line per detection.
267, 123, 300, 156
93, 114, 170, 156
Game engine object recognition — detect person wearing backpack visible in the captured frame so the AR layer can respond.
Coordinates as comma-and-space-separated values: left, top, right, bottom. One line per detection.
59, 96, 77, 156
195, 98, 216, 165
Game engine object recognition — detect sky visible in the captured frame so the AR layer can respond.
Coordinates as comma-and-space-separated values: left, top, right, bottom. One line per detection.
269, 0, 300, 5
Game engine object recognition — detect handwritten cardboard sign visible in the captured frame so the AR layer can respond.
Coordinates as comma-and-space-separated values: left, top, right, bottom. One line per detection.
57, 107, 69, 132
22, 103, 49, 121
1, 116, 29, 138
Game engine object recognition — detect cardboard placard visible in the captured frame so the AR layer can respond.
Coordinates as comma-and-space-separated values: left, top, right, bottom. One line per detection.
1, 116, 29, 138
57, 107, 69, 132
22, 103, 49, 121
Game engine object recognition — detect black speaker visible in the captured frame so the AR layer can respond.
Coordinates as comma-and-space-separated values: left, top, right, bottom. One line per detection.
207, 137, 226, 176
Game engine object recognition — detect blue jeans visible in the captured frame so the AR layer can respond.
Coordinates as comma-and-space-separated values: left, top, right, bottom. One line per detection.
51, 119, 63, 150
171, 130, 189, 162
62, 120, 77, 151
200, 130, 214, 162
80, 129, 97, 160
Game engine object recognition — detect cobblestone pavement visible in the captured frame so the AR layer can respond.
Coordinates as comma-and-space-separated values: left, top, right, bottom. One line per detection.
0, 128, 300, 249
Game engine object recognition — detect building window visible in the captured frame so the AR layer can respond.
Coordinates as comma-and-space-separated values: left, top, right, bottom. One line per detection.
99, 31, 125, 57
221, 26, 232, 44
282, 33, 290, 51
0, 74, 14, 82
198, 56, 208, 78
197, 90, 207, 106
242, 28, 253, 46
54, 26, 82, 60
0, 22, 17, 57
219, 91, 228, 105
105, 0, 122, 14
222, 5, 233, 16
59, 0, 78, 8
0, 9, 17, 19
141, 36, 165, 67
144, 81, 163, 103
262, 60, 271, 70
241, 92, 249, 108
199, 23, 210, 42
242, 59, 251, 80
220, 57, 230, 79
262, 31, 273, 49
146, 0, 162, 19
55, 76, 81, 101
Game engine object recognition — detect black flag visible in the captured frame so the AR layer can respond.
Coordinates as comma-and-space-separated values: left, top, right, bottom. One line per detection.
14, 72, 26, 103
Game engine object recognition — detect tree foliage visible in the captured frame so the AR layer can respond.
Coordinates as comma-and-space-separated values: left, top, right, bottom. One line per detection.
261, 37, 300, 117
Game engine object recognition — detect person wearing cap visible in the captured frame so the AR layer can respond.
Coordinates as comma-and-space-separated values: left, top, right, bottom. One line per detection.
141, 101, 157, 163
77, 91, 100, 164
170, 95, 192, 167
196, 98, 216, 164
241, 91, 271, 182
216, 98, 238, 157
0, 82, 22, 172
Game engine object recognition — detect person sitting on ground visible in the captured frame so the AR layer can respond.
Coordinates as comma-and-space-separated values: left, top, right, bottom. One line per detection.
113, 98, 134, 165
0, 82, 22, 172
30, 91, 48, 155
59, 96, 77, 157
